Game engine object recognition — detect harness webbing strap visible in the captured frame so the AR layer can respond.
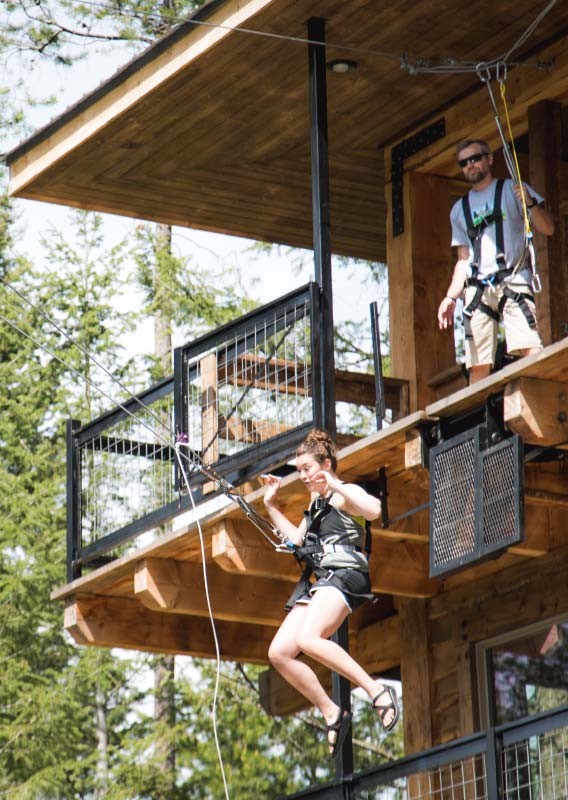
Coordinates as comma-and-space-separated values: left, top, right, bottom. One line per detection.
498, 287, 537, 329
462, 179, 506, 275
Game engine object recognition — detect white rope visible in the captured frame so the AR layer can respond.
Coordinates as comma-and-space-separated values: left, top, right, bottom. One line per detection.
175, 442, 231, 800
0, 286, 292, 799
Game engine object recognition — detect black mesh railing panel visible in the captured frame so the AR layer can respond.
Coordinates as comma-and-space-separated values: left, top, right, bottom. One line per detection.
430, 428, 523, 578
279, 710, 568, 800
353, 754, 488, 799
502, 725, 568, 799
482, 437, 523, 552
79, 387, 176, 550
175, 284, 315, 486
433, 437, 476, 563
430, 431, 478, 574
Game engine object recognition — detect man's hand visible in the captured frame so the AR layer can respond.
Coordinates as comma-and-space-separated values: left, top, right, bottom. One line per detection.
438, 296, 456, 330
513, 182, 534, 208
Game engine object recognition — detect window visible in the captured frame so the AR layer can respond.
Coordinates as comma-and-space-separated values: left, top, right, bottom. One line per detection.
477, 618, 568, 727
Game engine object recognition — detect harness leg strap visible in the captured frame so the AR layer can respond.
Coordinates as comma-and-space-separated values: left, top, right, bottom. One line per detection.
498, 288, 537, 329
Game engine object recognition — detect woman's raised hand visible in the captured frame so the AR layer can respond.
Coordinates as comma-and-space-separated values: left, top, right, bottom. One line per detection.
262, 474, 281, 506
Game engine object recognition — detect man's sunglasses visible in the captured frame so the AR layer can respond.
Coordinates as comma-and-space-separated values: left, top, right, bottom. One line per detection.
458, 152, 489, 168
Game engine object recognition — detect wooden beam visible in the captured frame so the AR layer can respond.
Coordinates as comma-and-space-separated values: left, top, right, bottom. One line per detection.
258, 614, 400, 716
432, 543, 568, 646
525, 462, 568, 514
218, 353, 409, 413
369, 540, 441, 598
212, 513, 438, 596
528, 100, 566, 347
64, 594, 273, 663
211, 518, 299, 582
399, 598, 433, 754
134, 557, 290, 626
386, 172, 457, 411
504, 377, 568, 447
426, 338, 568, 421
200, 351, 218, 461
509, 503, 552, 557
8, 0, 277, 196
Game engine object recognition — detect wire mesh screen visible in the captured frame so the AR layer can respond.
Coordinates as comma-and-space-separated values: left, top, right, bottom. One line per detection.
354, 754, 487, 799
78, 387, 176, 550
430, 430, 477, 572
502, 725, 568, 799
430, 429, 523, 577
482, 436, 523, 554
175, 284, 315, 487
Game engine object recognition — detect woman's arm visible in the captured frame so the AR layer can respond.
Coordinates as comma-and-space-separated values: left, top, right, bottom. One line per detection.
313, 471, 381, 520
263, 475, 307, 546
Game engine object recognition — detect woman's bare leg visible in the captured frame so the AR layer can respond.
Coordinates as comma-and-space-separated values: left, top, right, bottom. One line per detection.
295, 589, 397, 729
269, 605, 339, 725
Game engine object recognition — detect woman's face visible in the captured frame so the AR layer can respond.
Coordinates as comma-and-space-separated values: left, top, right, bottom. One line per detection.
296, 453, 332, 492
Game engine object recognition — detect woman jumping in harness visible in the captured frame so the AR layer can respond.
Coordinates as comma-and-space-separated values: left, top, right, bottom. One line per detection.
263, 429, 399, 757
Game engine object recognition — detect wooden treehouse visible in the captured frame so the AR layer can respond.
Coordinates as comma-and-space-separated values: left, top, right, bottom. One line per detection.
6, 0, 568, 796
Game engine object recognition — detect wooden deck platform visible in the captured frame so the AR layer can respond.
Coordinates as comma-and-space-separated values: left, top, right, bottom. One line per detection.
52, 338, 568, 714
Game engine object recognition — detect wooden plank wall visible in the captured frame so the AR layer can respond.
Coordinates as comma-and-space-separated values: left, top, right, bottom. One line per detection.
423, 523, 568, 748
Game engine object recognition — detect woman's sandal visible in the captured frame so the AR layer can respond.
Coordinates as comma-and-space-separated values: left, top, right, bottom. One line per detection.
326, 709, 353, 757
372, 685, 400, 733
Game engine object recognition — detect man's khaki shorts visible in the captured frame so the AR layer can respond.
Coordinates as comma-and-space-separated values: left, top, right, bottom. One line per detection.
463, 282, 542, 369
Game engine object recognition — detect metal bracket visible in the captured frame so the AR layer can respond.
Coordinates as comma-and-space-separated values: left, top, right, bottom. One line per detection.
391, 118, 446, 237
376, 467, 389, 528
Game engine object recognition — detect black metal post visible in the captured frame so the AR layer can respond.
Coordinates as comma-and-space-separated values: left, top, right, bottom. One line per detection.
485, 726, 503, 799
308, 16, 336, 441
370, 301, 385, 431
307, 18, 352, 791
66, 418, 82, 582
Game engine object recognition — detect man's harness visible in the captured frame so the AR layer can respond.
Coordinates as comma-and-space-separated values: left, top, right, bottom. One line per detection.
285, 495, 374, 611
461, 179, 537, 337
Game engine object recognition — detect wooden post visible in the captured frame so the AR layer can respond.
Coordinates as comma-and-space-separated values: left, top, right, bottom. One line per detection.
399, 597, 433, 798
200, 352, 218, 494
399, 598, 433, 753
528, 100, 566, 346
386, 171, 457, 411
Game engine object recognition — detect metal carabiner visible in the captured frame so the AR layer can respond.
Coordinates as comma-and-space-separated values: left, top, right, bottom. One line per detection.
496, 61, 508, 86
527, 238, 542, 294
476, 62, 492, 83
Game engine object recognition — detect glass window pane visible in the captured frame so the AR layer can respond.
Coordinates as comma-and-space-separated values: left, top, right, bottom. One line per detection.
491, 622, 568, 724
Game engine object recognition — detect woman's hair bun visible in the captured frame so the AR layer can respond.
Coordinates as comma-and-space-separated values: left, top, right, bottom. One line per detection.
296, 428, 337, 470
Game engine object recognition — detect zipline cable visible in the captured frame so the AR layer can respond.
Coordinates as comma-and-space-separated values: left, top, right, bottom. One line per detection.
18, 0, 559, 79
1, 276, 176, 443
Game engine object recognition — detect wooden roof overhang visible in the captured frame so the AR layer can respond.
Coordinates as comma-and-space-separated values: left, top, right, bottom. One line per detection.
6, 0, 568, 262
52, 340, 568, 715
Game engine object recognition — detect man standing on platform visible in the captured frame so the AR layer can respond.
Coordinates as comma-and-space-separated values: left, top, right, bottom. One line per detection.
438, 138, 555, 383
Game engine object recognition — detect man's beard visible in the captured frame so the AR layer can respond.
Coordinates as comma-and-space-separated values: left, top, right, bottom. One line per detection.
467, 169, 489, 185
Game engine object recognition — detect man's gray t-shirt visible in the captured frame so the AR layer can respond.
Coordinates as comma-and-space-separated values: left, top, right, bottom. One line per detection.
450, 178, 543, 287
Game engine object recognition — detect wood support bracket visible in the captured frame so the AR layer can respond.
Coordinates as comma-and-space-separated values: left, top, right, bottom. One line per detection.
211, 518, 299, 582
134, 556, 290, 626
64, 594, 274, 662
504, 377, 568, 448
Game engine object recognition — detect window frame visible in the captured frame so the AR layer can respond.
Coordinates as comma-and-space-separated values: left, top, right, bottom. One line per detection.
475, 612, 568, 729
